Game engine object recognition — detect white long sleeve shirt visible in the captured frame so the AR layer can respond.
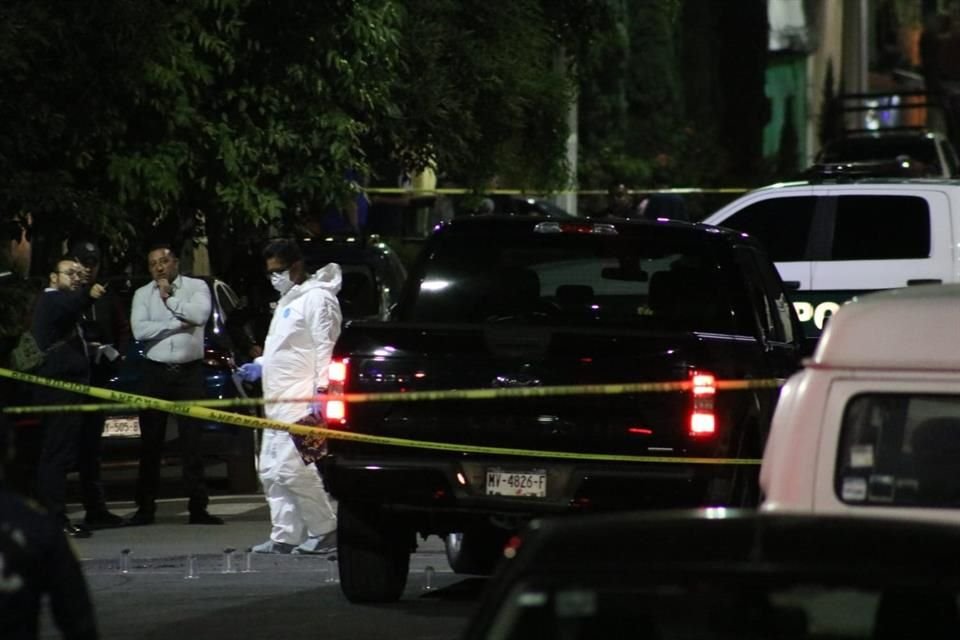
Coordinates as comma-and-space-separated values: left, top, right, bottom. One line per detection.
260, 264, 343, 424
130, 274, 211, 363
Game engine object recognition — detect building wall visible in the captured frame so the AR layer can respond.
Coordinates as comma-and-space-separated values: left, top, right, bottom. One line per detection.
805, 0, 845, 164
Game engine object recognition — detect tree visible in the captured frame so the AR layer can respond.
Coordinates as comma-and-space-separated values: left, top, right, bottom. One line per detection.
366, 0, 576, 192
576, 0, 771, 192
106, 0, 403, 245
0, 0, 592, 267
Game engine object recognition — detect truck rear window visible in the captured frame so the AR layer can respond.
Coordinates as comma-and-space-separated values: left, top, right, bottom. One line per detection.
836, 393, 960, 508
401, 226, 752, 333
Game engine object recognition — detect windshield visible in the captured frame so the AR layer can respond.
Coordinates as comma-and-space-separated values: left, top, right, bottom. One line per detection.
400, 226, 752, 334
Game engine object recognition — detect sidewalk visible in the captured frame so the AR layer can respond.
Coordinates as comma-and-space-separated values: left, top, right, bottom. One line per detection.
65, 494, 447, 573
66, 494, 273, 561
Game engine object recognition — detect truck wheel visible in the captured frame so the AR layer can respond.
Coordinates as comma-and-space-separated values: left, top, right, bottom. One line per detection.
337, 501, 411, 603
444, 528, 508, 575
706, 420, 762, 507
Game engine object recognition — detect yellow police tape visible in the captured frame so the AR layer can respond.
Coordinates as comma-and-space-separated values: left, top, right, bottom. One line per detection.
365, 187, 750, 196
0, 367, 776, 465
1, 378, 783, 414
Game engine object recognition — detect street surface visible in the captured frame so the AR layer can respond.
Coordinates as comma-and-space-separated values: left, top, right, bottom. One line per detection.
39, 469, 484, 639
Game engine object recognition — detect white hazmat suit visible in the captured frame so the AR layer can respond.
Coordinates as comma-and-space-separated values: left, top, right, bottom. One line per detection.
258, 263, 341, 546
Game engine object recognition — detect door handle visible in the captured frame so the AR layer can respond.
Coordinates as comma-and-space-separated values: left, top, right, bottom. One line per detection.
782, 280, 801, 291
907, 279, 942, 286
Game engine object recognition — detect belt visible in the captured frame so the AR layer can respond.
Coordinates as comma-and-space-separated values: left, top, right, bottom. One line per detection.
144, 359, 201, 371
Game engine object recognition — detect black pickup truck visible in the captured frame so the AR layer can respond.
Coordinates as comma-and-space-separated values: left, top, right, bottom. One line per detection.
319, 216, 804, 602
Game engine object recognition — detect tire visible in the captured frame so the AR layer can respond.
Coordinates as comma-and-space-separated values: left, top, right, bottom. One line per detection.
705, 419, 762, 508
444, 528, 509, 575
337, 500, 411, 603
711, 465, 761, 507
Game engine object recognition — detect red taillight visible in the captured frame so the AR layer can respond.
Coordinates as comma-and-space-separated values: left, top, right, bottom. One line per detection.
324, 358, 348, 427
689, 371, 716, 436
328, 360, 347, 384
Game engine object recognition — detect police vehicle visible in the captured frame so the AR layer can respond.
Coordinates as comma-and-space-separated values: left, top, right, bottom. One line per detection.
702, 178, 960, 342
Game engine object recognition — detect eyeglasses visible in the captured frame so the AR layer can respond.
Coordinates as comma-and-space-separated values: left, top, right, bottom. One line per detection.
267, 265, 290, 275
57, 270, 83, 278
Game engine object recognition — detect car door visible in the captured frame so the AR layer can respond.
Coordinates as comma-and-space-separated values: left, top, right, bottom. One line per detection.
705, 190, 828, 336
808, 189, 953, 333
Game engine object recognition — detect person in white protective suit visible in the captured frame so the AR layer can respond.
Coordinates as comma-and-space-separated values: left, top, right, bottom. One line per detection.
237, 238, 341, 554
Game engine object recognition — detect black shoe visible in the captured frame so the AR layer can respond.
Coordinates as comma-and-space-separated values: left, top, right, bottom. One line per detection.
126, 510, 155, 527
84, 510, 125, 530
63, 522, 92, 539
188, 511, 224, 525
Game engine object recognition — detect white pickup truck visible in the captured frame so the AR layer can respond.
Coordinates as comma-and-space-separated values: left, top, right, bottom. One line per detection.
760, 283, 960, 523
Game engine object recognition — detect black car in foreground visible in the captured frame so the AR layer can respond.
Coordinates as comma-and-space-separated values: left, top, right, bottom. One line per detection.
320, 216, 804, 602
465, 510, 960, 640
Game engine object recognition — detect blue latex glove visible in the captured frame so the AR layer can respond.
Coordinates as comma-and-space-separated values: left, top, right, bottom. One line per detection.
236, 361, 262, 382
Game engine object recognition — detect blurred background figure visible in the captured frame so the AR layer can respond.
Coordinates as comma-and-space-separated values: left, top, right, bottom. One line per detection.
639, 159, 690, 221
594, 182, 639, 218
0, 212, 38, 498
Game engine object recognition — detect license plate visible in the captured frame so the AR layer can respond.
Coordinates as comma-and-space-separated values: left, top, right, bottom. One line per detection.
486, 468, 547, 497
103, 416, 141, 438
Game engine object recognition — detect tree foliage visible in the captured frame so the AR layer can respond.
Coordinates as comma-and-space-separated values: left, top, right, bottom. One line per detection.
577, 0, 770, 191
0, 0, 773, 268
368, 0, 575, 191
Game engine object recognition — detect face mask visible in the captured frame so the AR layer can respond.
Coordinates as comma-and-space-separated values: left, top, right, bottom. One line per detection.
270, 269, 294, 295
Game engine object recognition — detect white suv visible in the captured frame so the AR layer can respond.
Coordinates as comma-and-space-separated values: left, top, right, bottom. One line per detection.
703, 178, 960, 340
760, 284, 960, 524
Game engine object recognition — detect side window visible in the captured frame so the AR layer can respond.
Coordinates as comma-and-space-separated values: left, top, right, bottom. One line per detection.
719, 197, 816, 262
836, 394, 960, 508
831, 196, 930, 260
732, 247, 792, 343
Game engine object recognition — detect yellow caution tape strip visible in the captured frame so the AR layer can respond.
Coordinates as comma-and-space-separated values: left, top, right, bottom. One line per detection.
365, 187, 750, 196
0, 367, 770, 465
1, 376, 784, 415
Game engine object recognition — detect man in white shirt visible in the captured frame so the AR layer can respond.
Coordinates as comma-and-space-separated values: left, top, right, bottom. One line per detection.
127, 243, 222, 526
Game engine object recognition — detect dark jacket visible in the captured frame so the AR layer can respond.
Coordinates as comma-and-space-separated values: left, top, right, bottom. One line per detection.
31, 288, 93, 382
0, 489, 99, 639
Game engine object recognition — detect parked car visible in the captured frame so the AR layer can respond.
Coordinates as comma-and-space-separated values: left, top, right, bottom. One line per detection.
760, 283, 960, 524
814, 130, 959, 178
702, 177, 960, 342
101, 276, 259, 493
464, 509, 960, 640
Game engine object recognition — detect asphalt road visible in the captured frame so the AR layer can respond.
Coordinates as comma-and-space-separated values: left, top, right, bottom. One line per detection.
40, 471, 486, 640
